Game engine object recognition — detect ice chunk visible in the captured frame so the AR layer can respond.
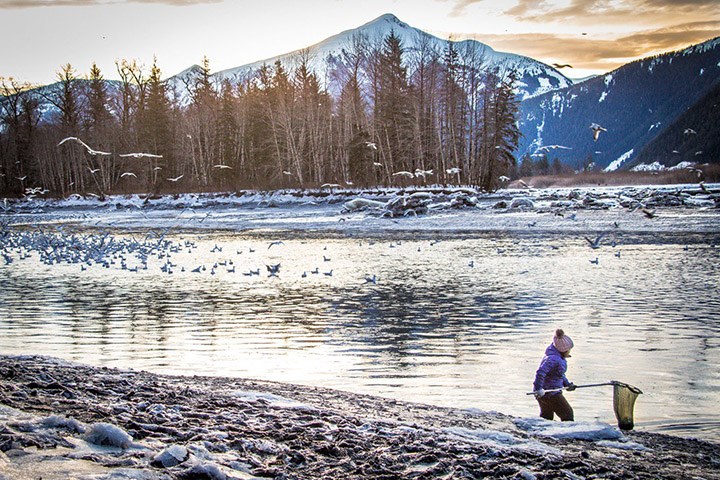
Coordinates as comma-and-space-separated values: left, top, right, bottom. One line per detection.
153, 444, 189, 467
42, 414, 86, 434
597, 440, 651, 451
179, 462, 228, 480
83, 422, 133, 449
231, 390, 308, 409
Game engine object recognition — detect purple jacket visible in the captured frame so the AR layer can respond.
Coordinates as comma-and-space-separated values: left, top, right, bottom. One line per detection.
533, 344, 571, 394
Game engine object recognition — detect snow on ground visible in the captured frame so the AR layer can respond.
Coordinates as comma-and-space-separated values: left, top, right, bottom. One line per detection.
3, 183, 719, 237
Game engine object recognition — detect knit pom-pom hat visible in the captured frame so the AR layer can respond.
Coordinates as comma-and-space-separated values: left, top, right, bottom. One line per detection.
553, 328, 574, 353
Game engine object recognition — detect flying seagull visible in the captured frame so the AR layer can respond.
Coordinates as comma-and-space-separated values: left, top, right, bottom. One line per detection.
684, 128, 697, 135
167, 175, 184, 182
213, 164, 232, 169
119, 152, 163, 158
414, 169, 433, 179
535, 145, 572, 153
57, 137, 111, 156
364, 141, 378, 150
552, 63, 573, 69
590, 123, 607, 141
392, 171, 414, 178
584, 232, 606, 249
120, 172, 137, 178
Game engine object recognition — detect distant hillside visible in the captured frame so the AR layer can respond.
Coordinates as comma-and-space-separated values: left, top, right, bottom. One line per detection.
632, 81, 720, 168
517, 37, 720, 171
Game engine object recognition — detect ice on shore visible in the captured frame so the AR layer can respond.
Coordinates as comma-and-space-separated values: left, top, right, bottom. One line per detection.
444, 426, 563, 457
515, 417, 624, 441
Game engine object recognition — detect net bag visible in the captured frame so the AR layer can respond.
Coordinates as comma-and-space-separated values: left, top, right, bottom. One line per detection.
611, 381, 643, 430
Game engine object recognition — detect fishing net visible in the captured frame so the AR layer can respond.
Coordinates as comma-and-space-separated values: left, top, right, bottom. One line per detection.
611, 381, 643, 430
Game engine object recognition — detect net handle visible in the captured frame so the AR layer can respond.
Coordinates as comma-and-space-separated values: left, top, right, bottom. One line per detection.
527, 381, 643, 396
526, 382, 614, 395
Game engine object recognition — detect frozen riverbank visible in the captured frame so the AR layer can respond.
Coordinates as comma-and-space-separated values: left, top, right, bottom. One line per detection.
3, 183, 719, 236
1, 355, 719, 479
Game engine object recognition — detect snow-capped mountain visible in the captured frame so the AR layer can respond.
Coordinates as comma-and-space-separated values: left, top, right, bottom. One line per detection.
517, 36, 720, 171
168, 14, 571, 101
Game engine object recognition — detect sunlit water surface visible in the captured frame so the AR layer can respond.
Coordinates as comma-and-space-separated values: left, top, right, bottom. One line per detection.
1, 224, 719, 442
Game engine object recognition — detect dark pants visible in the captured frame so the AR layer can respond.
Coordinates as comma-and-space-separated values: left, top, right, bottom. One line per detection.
538, 393, 574, 421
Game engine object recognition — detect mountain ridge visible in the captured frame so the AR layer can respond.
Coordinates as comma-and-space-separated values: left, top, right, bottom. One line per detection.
516, 35, 720, 171
168, 13, 572, 100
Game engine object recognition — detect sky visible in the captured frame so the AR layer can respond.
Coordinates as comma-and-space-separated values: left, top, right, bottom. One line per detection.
1, 0, 718, 86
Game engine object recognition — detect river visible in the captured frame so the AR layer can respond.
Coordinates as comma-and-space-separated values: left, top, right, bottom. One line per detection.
1, 201, 719, 441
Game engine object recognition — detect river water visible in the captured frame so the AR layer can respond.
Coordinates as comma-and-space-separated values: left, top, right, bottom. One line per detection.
1, 204, 719, 442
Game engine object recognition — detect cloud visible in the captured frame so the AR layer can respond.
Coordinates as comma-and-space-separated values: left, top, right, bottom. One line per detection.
0, 0, 220, 8
445, 0, 483, 17
445, 0, 720, 23
505, 0, 719, 23
455, 20, 720, 73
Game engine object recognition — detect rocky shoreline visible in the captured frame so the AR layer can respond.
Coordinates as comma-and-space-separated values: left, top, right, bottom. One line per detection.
1, 356, 719, 479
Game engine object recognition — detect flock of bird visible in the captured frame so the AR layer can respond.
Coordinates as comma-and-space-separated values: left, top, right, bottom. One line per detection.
0, 221, 390, 283
57, 137, 187, 183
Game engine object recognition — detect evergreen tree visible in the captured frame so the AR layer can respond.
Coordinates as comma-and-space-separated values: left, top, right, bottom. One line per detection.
480, 71, 521, 191
139, 57, 173, 192
374, 31, 414, 176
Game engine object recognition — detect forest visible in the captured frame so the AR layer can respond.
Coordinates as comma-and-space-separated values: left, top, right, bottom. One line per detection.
0, 31, 522, 198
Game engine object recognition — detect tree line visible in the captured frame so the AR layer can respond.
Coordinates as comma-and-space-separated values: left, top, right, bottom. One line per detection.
0, 31, 521, 198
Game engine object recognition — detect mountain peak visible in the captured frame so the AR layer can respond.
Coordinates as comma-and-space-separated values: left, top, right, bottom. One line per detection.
363, 13, 407, 28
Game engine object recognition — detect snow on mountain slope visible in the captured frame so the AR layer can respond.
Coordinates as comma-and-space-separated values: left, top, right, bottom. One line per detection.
168, 14, 570, 101
517, 35, 720, 171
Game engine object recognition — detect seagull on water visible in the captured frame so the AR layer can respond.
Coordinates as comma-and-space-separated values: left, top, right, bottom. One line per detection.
590, 123, 607, 141
364, 274, 377, 284
57, 137, 111, 156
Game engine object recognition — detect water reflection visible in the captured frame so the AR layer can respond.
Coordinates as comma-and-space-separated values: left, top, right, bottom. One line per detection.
1, 231, 719, 441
